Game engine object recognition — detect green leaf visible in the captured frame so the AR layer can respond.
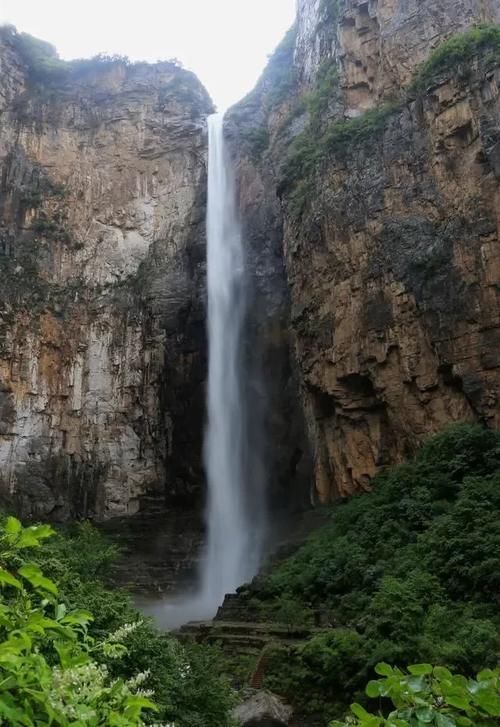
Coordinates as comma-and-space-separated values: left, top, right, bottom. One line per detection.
455, 717, 472, 727
409, 664, 433, 676
366, 680, 382, 698
474, 692, 500, 716
407, 676, 425, 693
0, 567, 21, 589
435, 714, 457, 727
16, 524, 54, 549
415, 707, 435, 723
0, 698, 34, 726
18, 564, 58, 595
61, 609, 93, 627
351, 702, 371, 719
477, 669, 495, 681
445, 695, 470, 710
55, 603, 67, 621
4, 516, 22, 536
434, 666, 453, 682
375, 663, 394, 677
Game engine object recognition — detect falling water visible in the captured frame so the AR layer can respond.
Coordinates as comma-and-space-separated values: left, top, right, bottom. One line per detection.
149, 112, 265, 627
200, 112, 262, 607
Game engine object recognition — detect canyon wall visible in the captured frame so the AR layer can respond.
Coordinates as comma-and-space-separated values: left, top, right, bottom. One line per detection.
0, 28, 212, 520
229, 0, 500, 501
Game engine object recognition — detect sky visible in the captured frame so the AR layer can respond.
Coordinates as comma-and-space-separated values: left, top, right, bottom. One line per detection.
0, 0, 297, 110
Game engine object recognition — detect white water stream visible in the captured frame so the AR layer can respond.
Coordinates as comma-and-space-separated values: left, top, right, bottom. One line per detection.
152, 113, 265, 627
200, 112, 262, 604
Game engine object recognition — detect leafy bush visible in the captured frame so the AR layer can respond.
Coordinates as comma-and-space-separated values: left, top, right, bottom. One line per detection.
14, 32, 70, 83
321, 104, 399, 154
31, 522, 236, 726
331, 663, 500, 727
242, 127, 270, 162
306, 59, 339, 125
412, 24, 500, 91
0, 516, 157, 725
246, 424, 500, 718
279, 102, 399, 214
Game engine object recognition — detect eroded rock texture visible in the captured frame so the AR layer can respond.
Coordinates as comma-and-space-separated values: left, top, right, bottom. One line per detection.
230, 0, 500, 501
0, 28, 213, 519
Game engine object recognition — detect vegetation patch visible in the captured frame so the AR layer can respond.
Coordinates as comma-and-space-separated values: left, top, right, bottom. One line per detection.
306, 59, 340, 126
242, 126, 270, 162
234, 424, 500, 721
279, 102, 399, 215
321, 103, 399, 153
0, 517, 235, 726
332, 663, 500, 727
412, 24, 500, 90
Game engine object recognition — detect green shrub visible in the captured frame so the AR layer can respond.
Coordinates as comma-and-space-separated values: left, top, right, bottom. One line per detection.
263, 629, 368, 720
331, 663, 500, 727
32, 522, 236, 726
267, 595, 315, 632
15, 32, 70, 83
279, 102, 399, 213
247, 424, 500, 717
322, 103, 399, 154
413, 24, 500, 90
0, 516, 157, 725
307, 59, 339, 124
243, 127, 270, 161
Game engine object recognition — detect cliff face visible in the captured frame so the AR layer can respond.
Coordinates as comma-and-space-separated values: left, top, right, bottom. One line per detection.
0, 28, 213, 520
230, 0, 500, 501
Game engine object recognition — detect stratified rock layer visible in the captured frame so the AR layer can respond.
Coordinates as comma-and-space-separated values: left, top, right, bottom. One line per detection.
230, 0, 500, 500
0, 28, 213, 519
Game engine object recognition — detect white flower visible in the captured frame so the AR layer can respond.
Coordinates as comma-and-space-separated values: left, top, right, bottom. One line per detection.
108, 620, 143, 642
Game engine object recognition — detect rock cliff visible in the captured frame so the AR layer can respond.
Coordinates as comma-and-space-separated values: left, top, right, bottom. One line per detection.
0, 27, 213, 520
229, 0, 500, 501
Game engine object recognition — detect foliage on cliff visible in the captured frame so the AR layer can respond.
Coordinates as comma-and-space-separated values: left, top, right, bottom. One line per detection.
412, 24, 500, 90
2, 520, 235, 727
0, 25, 193, 89
237, 424, 500, 720
276, 24, 500, 218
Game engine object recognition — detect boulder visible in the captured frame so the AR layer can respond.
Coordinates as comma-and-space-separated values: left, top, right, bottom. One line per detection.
233, 690, 293, 726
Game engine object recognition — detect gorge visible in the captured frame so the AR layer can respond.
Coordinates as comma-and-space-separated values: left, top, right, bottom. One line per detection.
0, 1, 500, 721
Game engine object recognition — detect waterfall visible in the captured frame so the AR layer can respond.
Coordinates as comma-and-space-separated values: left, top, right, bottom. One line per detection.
152, 112, 265, 628
200, 112, 262, 606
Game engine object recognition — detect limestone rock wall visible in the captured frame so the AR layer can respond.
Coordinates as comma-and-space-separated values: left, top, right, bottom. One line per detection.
0, 28, 213, 520
230, 0, 500, 502
286, 62, 500, 499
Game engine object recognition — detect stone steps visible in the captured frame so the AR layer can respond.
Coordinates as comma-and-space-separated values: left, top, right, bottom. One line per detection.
179, 619, 317, 663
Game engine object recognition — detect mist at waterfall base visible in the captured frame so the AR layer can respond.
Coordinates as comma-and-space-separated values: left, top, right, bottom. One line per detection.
145, 114, 267, 629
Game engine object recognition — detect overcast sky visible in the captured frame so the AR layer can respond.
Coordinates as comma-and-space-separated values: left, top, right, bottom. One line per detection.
0, 0, 296, 110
